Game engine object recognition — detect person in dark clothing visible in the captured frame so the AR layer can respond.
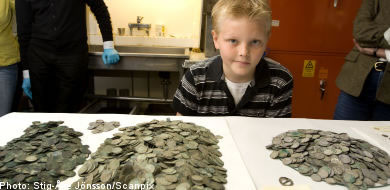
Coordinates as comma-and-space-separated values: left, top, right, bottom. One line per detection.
16, 0, 120, 112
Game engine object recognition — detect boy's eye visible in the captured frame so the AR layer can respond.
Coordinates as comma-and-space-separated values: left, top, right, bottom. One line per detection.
228, 39, 237, 44
251, 40, 261, 46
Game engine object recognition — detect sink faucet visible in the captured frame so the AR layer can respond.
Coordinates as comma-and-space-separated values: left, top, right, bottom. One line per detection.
128, 16, 151, 36
137, 16, 143, 24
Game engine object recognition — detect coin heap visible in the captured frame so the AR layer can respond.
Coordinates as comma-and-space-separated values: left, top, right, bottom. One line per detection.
0, 121, 90, 187
88, 120, 120, 134
266, 129, 390, 189
71, 119, 227, 190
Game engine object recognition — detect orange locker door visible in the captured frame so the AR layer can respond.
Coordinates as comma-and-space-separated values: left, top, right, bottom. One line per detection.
268, 0, 329, 52
268, 0, 361, 53
268, 52, 344, 119
267, 0, 362, 119
322, 0, 362, 53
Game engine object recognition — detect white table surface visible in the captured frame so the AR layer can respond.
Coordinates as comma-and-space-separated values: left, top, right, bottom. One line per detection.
226, 117, 390, 190
1, 113, 390, 190
0, 113, 256, 190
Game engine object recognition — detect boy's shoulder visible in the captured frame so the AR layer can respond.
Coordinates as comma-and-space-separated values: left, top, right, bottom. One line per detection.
264, 57, 292, 76
262, 57, 293, 87
187, 56, 221, 84
189, 55, 220, 72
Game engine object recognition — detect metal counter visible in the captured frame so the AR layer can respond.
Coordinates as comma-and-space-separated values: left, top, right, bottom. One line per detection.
86, 45, 189, 113
88, 45, 189, 75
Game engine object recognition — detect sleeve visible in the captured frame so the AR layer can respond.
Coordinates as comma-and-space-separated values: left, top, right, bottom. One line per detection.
15, 0, 32, 70
269, 75, 293, 118
384, 28, 390, 61
385, 28, 390, 45
0, 0, 11, 33
10, 0, 14, 12
172, 69, 200, 116
385, 49, 390, 61
353, 0, 390, 49
85, 0, 113, 42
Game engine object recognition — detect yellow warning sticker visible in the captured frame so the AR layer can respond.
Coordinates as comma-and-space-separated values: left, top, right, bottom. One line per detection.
302, 60, 316, 77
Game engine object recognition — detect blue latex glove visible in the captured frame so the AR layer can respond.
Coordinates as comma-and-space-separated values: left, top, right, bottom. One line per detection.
102, 49, 120, 65
22, 78, 32, 99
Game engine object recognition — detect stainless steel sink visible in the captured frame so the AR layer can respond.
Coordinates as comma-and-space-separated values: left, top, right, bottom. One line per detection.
88, 45, 189, 73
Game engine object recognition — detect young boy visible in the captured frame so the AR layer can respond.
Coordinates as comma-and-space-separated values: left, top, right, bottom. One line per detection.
173, 0, 293, 117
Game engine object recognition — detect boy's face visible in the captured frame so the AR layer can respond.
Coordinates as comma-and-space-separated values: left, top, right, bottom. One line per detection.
212, 16, 268, 82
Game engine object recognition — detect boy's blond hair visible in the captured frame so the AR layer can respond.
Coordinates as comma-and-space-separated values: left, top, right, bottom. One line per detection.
212, 0, 272, 36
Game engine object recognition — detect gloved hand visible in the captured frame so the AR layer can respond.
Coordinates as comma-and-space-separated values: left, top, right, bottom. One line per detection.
102, 49, 120, 65
22, 78, 32, 99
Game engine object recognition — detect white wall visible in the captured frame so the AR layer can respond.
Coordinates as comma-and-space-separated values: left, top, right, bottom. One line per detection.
87, 0, 203, 47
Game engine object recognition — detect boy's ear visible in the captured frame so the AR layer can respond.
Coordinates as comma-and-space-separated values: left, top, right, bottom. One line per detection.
211, 30, 220, 49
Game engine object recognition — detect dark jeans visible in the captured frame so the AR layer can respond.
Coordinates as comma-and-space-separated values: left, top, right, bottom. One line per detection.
334, 69, 390, 121
29, 45, 88, 113
0, 64, 18, 117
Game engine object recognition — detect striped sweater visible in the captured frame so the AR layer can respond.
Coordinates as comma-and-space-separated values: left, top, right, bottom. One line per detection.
173, 55, 293, 117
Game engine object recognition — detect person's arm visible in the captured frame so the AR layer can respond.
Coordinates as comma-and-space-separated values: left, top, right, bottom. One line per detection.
9, 0, 14, 11
15, 0, 32, 71
353, 0, 390, 49
15, 0, 33, 99
268, 76, 293, 118
385, 28, 390, 61
353, 39, 389, 60
172, 70, 200, 116
85, 0, 119, 64
85, 0, 112, 42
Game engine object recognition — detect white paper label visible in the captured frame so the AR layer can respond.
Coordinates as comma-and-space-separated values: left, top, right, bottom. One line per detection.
272, 20, 280, 27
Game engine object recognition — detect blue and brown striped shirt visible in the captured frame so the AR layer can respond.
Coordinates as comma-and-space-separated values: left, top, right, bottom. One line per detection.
173, 56, 293, 117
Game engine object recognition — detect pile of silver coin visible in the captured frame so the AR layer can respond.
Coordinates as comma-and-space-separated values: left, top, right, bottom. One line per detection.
72, 119, 227, 190
88, 120, 121, 134
267, 129, 390, 189
0, 121, 90, 187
